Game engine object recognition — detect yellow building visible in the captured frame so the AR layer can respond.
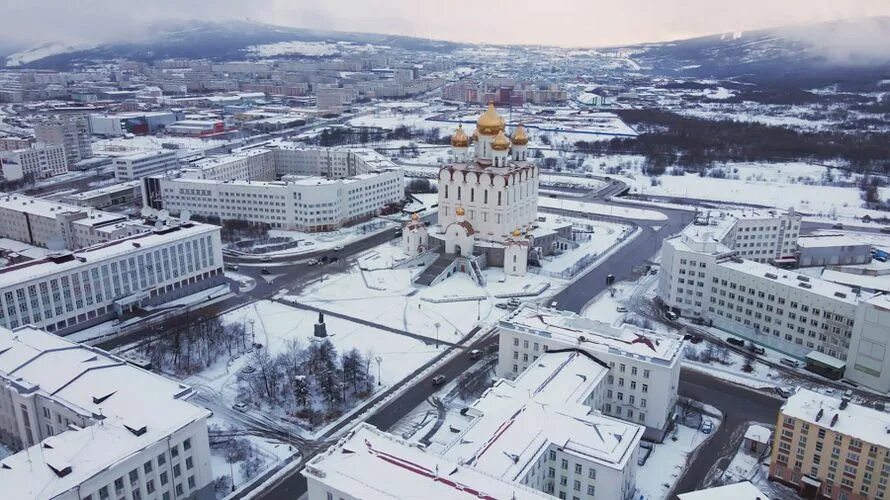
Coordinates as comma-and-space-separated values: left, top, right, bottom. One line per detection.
770, 388, 890, 500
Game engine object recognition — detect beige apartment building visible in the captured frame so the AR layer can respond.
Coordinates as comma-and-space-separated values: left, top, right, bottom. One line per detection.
770, 388, 890, 500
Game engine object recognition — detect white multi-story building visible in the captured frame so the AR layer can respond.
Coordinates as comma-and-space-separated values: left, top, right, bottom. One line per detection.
0, 219, 224, 335
306, 349, 643, 500
0, 143, 68, 180
0, 325, 214, 500
497, 304, 683, 436
845, 294, 890, 392
304, 423, 553, 500
143, 145, 404, 232
114, 150, 181, 181
659, 227, 862, 361
34, 116, 92, 166
0, 194, 143, 250
720, 210, 801, 263
63, 180, 142, 209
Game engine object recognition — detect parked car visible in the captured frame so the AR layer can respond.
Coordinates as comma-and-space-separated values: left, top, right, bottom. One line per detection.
261, 255, 272, 262
701, 420, 714, 434
333, 245, 343, 251
775, 387, 793, 398
233, 402, 249, 412
881, 227, 890, 234
260, 268, 271, 275
307, 258, 319, 266
780, 358, 801, 368
616, 306, 628, 313
726, 337, 745, 348
665, 310, 679, 320
689, 335, 703, 344
469, 349, 483, 359
432, 375, 447, 385
748, 343, 766, 355
495, 303, 511, 310
225, 263, 239, 271
241, 365, 256, 374
832, 223, 844, 229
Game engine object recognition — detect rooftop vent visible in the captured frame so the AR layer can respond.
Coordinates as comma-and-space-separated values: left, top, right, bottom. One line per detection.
797, 275, 810, 282
830, 414, 839, 427
765, 273, 778, 280
816, 408, 824, 422
799, 283, 812, 289
47, 463, 72, 478
840, 397, 850, 410
92, 391, 116, 405
124, 424, 147, 437
834, 292, 848, 299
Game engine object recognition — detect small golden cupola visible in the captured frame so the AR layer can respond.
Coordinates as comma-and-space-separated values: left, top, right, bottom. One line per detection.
477, 103, 503, 136
510, 123, 529, 145
451, 124, 469, 147
491, 129, 511, 151
455, 206, 465, 216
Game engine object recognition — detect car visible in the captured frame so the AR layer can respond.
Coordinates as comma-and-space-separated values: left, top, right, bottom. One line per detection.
225, 263, 239, 271
726, 337, 745, 348
495, 303, 511, 310
469, 349, 483, 359
775, 387, 793, 398
241, 365, 256, 374
701, 420, 714, 434
261, 255, 272, 262
432, 375, 447, 385
616, 306, 628, 313
233, 402, 249, 412
748, 344, 766, 355
875, 255, 888, 263
832, 223, 844, 229
307, 258, 319, 266
882, 227, 890, 234
689, 335, 703, 344
665, 311, 679, 320
260, 268, 271, 275
780, 358, 801, 368
333, 245, 344, 251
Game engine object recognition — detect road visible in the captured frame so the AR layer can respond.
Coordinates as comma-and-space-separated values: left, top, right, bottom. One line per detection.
674, 368, 784, 493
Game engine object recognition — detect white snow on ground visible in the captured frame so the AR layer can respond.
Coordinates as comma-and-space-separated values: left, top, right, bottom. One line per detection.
206, 414, 295, 492
720, 424, 771, 485
348, 111, 441, 131
93, 135, 227, 155
247, 41, 387, 57
615, 162, 890, 219
582, 281, 638, 326
537, 218, 633, 275
4, 42, 96, 66
236, 220, 397, 261
539, 197, 668, 220
702, 87, 735, 100
635, 419, 722, 500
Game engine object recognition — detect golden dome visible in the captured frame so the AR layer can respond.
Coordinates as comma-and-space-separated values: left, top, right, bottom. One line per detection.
411, 213, 419, 221
455, 206, 465, 216
512, 228, 521, 237
491, 129, 511, 151
471, 128, 479, 140
511, 123, 529, 145
451, 124, 469, 147
476, 103, 504, 136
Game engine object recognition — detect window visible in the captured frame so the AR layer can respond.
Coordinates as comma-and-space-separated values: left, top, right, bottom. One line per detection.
130, 469, 139, 483
574, 480, 581, 491
158, 453, 166, 466
171, 444, 179, 458
588, 485, 595, 495
574, 464, 582, 474
561, 459, 568, 469
174, 464, 181, 478
146, 480, 155, 494
186, 457, 193, 470
145, 461, 153, 474
99, 487, 109, 500
188, 476, 196, 489
183, 438, 191, 451
588, 468, 596, 479
160, 471, 168, 486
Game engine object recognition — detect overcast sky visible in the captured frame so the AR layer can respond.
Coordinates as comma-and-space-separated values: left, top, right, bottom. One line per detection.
3, 0, 890, 48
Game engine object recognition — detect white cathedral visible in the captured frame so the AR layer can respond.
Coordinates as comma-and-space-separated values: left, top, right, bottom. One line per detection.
404, 104, 570, 283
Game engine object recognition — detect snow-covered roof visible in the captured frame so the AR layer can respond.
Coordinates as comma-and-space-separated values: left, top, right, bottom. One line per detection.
797, 234, 870, 249
440, 351, 641, 479
0, 194, 128, 229
66, 180, 141, 201
0, 221, 216, 289
303, 423, 553, 500
820, 269, 890, 293
677, 481, 768, 500
782, 388, 890, 449
743, 424, 772, 445
720, 259, 864, 305
501, 305, 683, 365
0, 326, 209, 499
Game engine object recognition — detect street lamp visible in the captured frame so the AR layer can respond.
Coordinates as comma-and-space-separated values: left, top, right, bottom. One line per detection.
434, 322, 441, 349
375, 356, 382, 385
249, 318, 256, 345
477, 299, 481, 321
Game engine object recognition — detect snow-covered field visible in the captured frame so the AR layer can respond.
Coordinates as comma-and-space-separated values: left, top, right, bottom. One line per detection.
537, 218, 633, 275
235, 219, 398, 260
636, 420, 721, 500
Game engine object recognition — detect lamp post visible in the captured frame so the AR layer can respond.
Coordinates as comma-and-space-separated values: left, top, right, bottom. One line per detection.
375, 356, 382, 385
477, 298, 481, 321
434, 322, 441, 349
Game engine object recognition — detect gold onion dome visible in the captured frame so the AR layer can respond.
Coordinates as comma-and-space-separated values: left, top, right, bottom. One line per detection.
491, 129, 511, 151
455, 206, 465, 216
451, 125, 469, 147
512, 228, 522, 237
411, 213, 419, 221
511, 123, 529, 145
476, 103, 504, 135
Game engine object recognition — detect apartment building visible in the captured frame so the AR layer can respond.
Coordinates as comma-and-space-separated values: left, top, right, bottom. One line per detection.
34, 115, 93, 165
114, 150, 181, 181
721, 210, 801, 263
0, 325, 214, 500
769, 388, 890, 500
63, 180, 142, 209
0, 136, 31, 152
306, 350, 643, 500
0, 143, 68, 180
845, 294, 890, 392
497, 304, 683, 436
143, 146, 404, 232
0, 220, 224, 335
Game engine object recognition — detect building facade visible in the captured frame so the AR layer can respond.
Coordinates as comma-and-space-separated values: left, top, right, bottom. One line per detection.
769, 389, 890, 500
0, 219, 224, 336
0, 325, 214, 500
143, 145, 404, 232
0, 143, 68, 180
497, 304, 683, 436
34, 115, 92, 166
114, 150, 181, 181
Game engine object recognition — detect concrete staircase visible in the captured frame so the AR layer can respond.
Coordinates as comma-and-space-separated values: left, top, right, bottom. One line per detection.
414, 254, 456, 286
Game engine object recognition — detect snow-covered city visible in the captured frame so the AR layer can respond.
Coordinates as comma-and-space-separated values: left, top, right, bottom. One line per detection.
1, 3, 890, 500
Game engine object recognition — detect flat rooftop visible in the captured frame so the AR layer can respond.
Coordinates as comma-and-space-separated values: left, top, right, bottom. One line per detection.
0, 194, 126, 227
0, 221, 216, 289
719, 259, 862, 305
797, 234, 871, 249
677, 481, 768, 500
783, 388, 890, 449
501, 305, 683, 365
303, 423, 552, 500
66, 180, 141, 200
441, 350, 641, 480
0, 326, 209, 499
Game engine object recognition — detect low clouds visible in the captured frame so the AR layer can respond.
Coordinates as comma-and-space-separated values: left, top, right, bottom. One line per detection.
2, 0, 889, 49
